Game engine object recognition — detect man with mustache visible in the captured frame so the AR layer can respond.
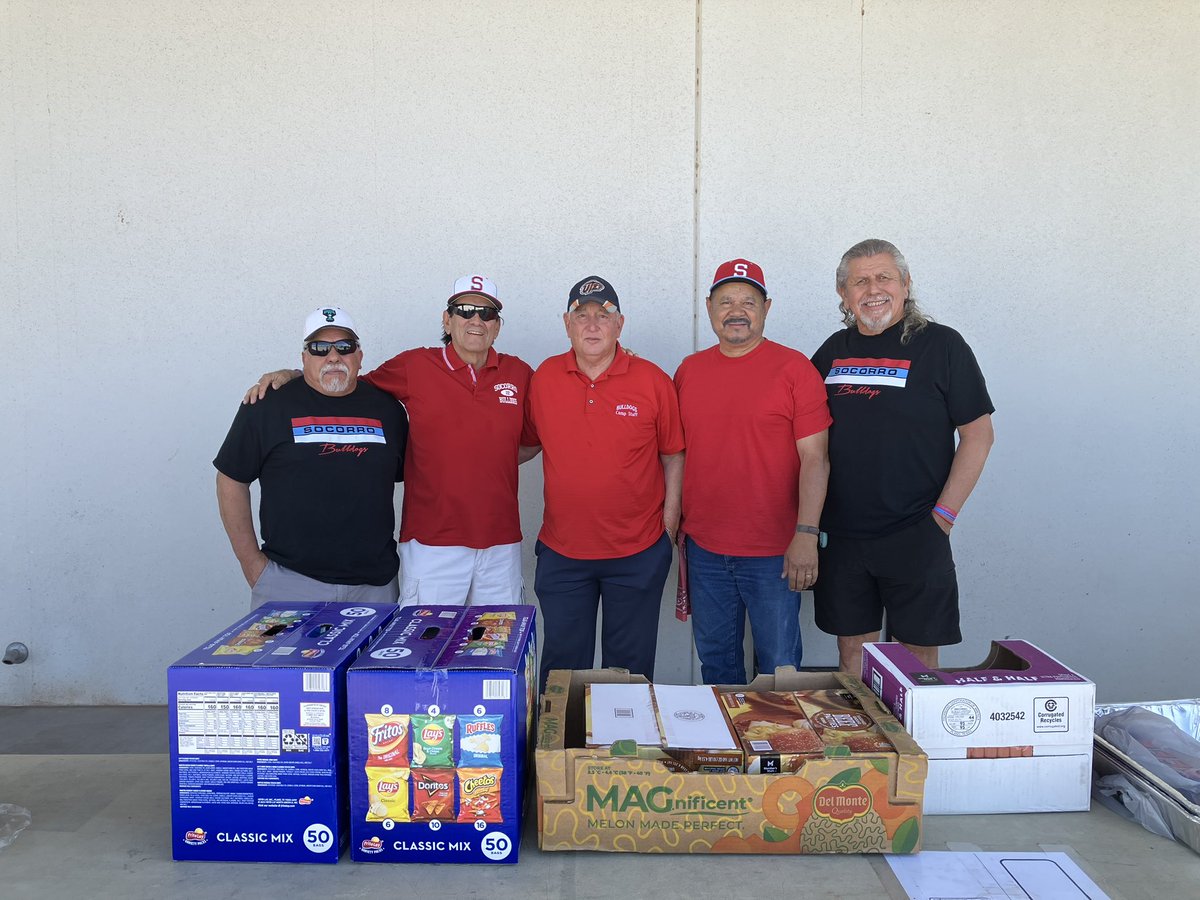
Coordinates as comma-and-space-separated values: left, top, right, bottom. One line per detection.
215, 307, 408, 605
812, 239, 994, 675
244, 276, 537, 607
674, 260, 832, 684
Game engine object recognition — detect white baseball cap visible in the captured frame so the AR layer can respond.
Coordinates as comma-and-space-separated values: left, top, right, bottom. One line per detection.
303, 306, 360, 342
447, 275, 502, 310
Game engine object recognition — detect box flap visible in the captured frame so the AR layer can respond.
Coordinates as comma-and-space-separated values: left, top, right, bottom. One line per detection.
170, 601, 394, 670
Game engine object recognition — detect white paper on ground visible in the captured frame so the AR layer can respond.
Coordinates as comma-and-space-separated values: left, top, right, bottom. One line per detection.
886, 850, 1109, 900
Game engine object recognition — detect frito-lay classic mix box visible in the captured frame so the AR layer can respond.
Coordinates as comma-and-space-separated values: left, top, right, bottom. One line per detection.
861, 640, 1095, 815
346, 605, 536, 864
168, 601, 395, 862
537, 668, 926, 854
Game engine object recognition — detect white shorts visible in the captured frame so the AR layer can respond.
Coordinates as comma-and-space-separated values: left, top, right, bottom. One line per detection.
398, 539, 525, 607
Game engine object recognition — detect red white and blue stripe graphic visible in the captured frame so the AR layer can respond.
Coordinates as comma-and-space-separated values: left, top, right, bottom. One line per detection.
291, 416, 387, 444
825, 358, 911, 389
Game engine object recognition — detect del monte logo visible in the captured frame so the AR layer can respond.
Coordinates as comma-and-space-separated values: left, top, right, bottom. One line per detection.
812, 783, 872, 823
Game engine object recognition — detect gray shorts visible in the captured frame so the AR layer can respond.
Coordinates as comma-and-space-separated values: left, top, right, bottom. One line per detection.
250, 560, 399, 607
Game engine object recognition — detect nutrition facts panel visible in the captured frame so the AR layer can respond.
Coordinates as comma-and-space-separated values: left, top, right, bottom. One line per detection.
176, 690, 281, 755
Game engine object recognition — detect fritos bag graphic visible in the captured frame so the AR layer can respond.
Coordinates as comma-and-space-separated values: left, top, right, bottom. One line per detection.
364, 713, 410, 766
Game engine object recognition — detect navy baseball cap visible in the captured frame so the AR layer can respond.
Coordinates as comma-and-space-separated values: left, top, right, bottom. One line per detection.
566, 276, 620, 313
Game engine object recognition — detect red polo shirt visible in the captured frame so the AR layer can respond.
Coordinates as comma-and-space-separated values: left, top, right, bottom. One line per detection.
528, 345, 685, 560
363, 344, 536, 549
674, 339, 831, 556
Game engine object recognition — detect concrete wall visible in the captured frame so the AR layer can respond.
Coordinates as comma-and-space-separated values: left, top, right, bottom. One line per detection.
2, 1, 1196, 704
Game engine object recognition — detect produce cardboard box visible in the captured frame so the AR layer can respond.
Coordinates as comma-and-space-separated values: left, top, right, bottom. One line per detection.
862, 640, 1094, 815
168, 601, 395, 862
536, 668, 926, 854
346, 605, 536, 864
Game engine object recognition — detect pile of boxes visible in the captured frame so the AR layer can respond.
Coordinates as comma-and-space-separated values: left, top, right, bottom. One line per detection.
169, 606, 1097, 862
168, 602, 535, 864
861, 640, 1095, 815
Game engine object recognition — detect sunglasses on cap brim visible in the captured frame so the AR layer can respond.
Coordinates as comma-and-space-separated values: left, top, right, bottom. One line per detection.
305, 339, 359, 356
448, 303, 501, 322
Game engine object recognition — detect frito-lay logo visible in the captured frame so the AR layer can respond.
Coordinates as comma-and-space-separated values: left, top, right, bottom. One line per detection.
421, 725, 445, 742
369, 722, 407, 747
464, 721, 496, 736
463, 772, 498, 794
184, 827, 208, 845
812, 784, 872, 823
360, 836, 384, 853
377, 780, 401, 796
298, 796, 313, 806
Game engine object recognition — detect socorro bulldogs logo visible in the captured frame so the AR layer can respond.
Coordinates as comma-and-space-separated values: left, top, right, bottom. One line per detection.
494, 382, 519, 406
183, 827, 208, 846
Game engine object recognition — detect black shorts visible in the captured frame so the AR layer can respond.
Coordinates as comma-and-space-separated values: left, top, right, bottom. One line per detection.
813, 514, 961, 646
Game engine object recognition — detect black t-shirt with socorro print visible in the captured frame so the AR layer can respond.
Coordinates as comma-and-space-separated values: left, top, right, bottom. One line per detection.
811, 320, 993, 539
214, 378, 408, 585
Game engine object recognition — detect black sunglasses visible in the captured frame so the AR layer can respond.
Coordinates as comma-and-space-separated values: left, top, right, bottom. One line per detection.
305, 339, 359, 356
448, 304, 500, 322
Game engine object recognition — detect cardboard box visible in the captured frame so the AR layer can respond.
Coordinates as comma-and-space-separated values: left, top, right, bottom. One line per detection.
536, 668, 926, 854
168, 601, 395, 862
720, 691, 826, 774
586, 683, 661, 748
346, 605, 536, 864
653, 684, 743, 772
861, 640, 1095, 815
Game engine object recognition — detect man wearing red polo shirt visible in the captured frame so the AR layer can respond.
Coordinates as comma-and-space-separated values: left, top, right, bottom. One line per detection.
527, 276, 684, 687
246, 275, 537, 606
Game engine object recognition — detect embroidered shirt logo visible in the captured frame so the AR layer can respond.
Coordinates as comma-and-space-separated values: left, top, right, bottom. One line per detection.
493, 382, 519, 406
615, 403, 639, 417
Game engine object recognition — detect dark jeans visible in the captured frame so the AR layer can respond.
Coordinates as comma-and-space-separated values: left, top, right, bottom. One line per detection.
534, 533, 672, 690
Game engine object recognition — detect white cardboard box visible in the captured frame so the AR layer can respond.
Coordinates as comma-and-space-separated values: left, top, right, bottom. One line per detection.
862, 640, 1094, 815
585, 683, 661, 747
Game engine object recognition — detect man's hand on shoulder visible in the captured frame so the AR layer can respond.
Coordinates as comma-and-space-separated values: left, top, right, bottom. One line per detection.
243, 369, 301, 405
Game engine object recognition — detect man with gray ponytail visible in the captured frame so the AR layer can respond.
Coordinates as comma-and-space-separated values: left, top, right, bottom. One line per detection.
812, 240, 994, 675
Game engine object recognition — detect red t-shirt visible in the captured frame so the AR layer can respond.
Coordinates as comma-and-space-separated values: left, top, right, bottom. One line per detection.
674, 339, 831, 556
363, 345, 536, 549
528, 346, 685, 560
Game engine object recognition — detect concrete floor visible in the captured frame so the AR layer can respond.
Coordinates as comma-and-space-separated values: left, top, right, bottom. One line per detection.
1, 706, 1198, 899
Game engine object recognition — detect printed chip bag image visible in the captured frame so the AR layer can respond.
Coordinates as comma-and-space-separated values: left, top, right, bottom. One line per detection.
347, 606, 536, 864
411, 768, 455, 822
457, 768, 503, 823
365, 713, 410, 766
364, 767, 410, 822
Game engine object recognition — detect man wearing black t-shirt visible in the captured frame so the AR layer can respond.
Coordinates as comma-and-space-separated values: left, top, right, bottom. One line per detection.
215, 307, 408, 605
812, 240, 994, 674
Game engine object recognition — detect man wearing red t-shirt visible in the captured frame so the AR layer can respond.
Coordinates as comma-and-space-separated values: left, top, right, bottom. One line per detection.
527, 276, 685, 687
674, 259, 831, 685
246, 276, 538, 606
